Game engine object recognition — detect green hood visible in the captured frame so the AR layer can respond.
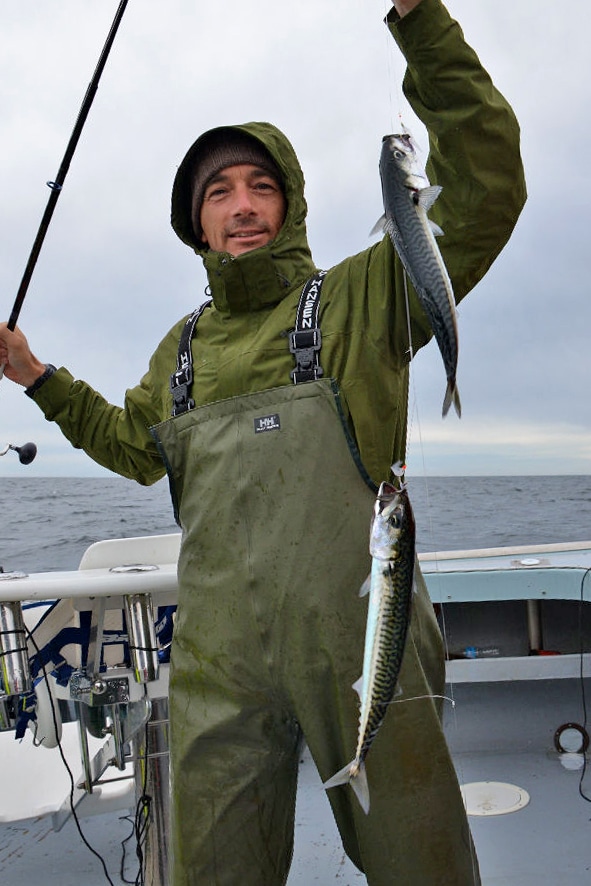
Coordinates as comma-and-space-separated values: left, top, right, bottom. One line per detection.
170, 122, 317, 314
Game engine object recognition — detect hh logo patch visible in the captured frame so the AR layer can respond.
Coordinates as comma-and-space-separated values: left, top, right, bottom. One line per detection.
254, 413, 281, 434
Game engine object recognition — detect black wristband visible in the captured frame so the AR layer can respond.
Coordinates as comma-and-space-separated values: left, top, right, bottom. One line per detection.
25, 364, 57, 398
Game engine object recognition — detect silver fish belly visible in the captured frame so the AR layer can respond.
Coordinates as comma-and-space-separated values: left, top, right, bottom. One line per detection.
375, 132, 461, 418
323, 477, 415, 814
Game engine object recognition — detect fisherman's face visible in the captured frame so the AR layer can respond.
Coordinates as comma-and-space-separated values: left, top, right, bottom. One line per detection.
199, 164, 286, 257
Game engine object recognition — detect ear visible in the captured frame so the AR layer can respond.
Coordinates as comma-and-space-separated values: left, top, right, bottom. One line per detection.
199, 217, 209, 246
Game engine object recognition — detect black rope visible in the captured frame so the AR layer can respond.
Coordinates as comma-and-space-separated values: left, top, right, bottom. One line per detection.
7, 0, 130, 331
133, 718, 153, 886
120, 718, 152, 885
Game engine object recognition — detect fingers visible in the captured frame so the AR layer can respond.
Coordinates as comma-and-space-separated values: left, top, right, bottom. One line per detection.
0, 323, 45, 387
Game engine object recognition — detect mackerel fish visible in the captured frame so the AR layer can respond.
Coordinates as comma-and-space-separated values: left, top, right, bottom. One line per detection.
374, 132, 461, 418
323, 470, 415, 814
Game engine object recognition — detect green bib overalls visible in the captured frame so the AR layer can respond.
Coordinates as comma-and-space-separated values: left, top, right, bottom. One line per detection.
151, 289, 480, 886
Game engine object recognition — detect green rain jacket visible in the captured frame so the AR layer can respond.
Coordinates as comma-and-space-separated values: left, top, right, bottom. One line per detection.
30, 0, 526, 490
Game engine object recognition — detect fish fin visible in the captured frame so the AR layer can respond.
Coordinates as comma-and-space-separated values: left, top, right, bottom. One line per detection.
417, 184, 442, 211
429, 220, 445, 237
442, 381, 462, 419
352, 676, 364, 699
350, 762, 370, 814
379, 216, 404, 250
369, 215, 386, 237
323, 760, 371, 815
383, 218, 400, 241
323, 761, 355, 791
359, 573, 371, 597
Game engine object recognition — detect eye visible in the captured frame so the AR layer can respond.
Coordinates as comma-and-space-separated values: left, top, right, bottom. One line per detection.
254, 180, 276, 193
203, 179, 231, 201
205, 186, 228, 200
388, 506, 404, 529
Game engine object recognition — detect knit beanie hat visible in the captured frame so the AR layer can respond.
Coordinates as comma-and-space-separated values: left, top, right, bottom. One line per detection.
189, 129, 284, 244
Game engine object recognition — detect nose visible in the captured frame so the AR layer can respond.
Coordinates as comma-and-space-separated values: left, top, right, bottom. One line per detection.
232, 182, 256, 215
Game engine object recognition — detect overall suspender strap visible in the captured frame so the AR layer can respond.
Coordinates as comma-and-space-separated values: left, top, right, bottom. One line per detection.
170, 299, 212, 416
289, 270, 326, 384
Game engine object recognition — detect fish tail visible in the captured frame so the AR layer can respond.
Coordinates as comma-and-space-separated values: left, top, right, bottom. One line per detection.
442, 379, 462, 419
323, 760, 371, 814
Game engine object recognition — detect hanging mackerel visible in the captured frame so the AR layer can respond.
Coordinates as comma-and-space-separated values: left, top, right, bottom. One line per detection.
373, 132, 461, 418
323, 467, 415, 814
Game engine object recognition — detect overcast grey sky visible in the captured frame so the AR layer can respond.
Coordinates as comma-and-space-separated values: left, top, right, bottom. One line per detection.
1, 0, 588, 479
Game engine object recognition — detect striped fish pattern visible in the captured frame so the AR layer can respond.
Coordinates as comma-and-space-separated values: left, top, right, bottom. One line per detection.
373, 132, 461, 418
323, 473, 415, 813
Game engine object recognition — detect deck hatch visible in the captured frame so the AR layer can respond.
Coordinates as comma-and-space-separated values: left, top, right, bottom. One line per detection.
461, 781, 530, 816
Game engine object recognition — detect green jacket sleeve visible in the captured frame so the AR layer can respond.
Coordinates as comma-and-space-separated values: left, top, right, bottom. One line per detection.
370, 0, 526, 362
30, 321, 185, 484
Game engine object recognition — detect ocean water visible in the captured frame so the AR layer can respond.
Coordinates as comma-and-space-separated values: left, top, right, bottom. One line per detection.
1, 474, 590, 575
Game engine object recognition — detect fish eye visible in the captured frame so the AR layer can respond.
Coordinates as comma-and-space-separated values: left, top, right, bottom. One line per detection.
388, 510, 402, 528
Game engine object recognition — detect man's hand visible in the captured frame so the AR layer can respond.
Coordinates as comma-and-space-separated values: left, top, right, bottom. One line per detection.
0, 323, 46, 387
392, 0, 424, 16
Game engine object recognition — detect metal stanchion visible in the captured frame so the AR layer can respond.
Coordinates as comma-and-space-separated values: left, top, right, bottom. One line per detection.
0, 601, 32, 695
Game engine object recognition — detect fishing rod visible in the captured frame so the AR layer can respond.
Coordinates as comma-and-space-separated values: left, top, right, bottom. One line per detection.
0, 0, 130, 380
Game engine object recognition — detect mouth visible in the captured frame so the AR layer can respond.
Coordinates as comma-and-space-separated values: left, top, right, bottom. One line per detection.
223, 224, 273, 256
228, 229, 267, 240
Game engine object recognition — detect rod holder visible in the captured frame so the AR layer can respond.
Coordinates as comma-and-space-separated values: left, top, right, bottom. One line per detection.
124, 594, 159, 684
0, 602, 32, 696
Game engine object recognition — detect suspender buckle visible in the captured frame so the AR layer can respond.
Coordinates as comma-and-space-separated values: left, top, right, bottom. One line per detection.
289, 327, 323, 383
170, 364, 195, 416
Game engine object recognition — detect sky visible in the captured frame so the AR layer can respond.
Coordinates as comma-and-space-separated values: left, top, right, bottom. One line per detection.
0, 0, 589, 479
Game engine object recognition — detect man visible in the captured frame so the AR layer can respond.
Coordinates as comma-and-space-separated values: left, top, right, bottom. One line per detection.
0, 0, 526, 883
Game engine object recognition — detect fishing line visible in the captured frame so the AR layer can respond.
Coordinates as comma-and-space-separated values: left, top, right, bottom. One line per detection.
381, 0, 406, 133
388, 692, 456, 709
401, 267, 458, 690
25, 627, 116, 886
401, 215, 459, 720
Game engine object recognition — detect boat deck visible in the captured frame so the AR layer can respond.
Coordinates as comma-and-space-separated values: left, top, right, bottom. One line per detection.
2, 678, 590, 885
